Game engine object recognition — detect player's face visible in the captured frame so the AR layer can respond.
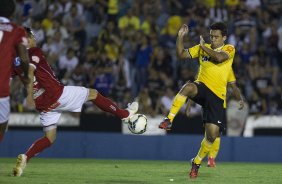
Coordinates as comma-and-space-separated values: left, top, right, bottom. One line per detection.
27, 33, 36, 48
209, 30, 226, 48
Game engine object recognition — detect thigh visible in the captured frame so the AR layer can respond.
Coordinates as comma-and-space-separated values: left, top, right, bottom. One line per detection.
40, 111, 61, 131
0, 97, 10, 123
205, 89, 225, 131
57, 86, 89, 112
190, 82, 206, 106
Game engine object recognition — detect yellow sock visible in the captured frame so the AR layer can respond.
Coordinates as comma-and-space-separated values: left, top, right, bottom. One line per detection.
194, 138, 213, 165
167, 93, 187, 122
208, 137, 220, 158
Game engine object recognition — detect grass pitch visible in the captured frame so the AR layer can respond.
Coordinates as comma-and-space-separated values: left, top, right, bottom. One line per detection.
0, 158, 282, 184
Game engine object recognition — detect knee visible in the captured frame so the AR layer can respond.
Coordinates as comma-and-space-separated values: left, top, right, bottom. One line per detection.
180, 82, 197, 97
46, 136, 56, 145
45, 133, 56, 144
87, 89, 98, 101
0, 123, 7, 142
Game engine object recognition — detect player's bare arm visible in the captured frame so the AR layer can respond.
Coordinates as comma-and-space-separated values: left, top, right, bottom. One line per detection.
16, 43, 30, 85
176, 24, 191, 59
228, 82, 244, 110
199, 35, 229, 63
26, 65, 35, 108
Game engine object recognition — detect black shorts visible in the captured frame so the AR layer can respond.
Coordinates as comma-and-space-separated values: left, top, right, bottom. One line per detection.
190, 82, 225, 131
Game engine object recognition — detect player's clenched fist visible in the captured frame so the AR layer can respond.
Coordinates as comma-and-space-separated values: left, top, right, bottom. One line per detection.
178, 24, 189, 37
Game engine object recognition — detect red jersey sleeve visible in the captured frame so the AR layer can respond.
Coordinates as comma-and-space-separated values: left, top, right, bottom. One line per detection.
13, 24, 28, 47
28, 47, 44, 69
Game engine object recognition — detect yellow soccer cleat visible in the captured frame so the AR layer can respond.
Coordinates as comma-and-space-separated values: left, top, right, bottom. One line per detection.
13, 154, 27, 177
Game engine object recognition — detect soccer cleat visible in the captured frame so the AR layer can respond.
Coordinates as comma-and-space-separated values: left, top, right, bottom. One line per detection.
158, 118, 172, 130
189, 158, 201, 179
13, 154, 27, 177
207, 157, 216, 168
122, 102, 139, 123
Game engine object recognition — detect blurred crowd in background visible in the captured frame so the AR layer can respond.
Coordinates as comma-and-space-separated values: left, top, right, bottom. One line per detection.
10, 0, 282, 117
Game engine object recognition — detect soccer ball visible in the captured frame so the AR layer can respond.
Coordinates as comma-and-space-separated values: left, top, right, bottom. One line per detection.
128, 114, 147, 134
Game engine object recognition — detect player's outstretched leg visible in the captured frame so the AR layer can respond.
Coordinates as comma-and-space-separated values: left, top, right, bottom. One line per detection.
159, 82, 197, 130
159, 93, 187, 130
121, 102, 139, 123
89, 89, 138, 122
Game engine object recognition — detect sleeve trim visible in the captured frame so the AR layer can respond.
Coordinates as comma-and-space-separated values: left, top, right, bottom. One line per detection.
29, 63, 36, 69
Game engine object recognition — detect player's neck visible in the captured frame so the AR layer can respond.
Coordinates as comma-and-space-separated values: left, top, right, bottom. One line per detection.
211, 44, 224, 50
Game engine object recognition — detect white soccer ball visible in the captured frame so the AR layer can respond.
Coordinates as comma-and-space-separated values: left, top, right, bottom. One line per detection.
128, 114, 147, 134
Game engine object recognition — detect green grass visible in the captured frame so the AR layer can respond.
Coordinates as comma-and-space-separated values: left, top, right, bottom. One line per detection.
1, 158, 282, 184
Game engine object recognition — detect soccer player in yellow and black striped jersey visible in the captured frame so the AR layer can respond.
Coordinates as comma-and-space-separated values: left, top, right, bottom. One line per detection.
158, 22, 237, 179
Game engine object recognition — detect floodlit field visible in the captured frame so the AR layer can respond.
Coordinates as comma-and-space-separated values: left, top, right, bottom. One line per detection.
1, 158, 282, 184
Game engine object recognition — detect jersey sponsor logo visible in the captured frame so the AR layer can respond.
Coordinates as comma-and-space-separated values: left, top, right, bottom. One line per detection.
14, 57, 21, 66
202, 56, 211, 62
110, 105, 117, 111
225, 45, 234, 53
32, 56, 40, 63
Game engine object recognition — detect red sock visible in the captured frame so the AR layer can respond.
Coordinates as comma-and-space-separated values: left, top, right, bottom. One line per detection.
25, 137, 51, 162
93, 93, 129, 119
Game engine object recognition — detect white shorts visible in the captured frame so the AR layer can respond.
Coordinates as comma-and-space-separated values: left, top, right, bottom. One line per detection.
0, 97, 10, 124
40, 86, 89, 131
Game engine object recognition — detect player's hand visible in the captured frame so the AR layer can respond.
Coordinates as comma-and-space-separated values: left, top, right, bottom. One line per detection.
238, 100, 244, 110
178, 24, 189, 37
200, 35, 205, 46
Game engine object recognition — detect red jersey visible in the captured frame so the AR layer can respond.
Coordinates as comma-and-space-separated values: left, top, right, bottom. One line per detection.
0, 17, 28, 97
13, 47, 64, 112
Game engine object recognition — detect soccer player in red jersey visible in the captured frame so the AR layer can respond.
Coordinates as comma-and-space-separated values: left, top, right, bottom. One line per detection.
13, 27, 138, 177
0, 0, 30, 142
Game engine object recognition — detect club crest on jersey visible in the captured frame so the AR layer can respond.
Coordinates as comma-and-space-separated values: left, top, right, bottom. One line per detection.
202, 56, 211, 61
32, 56, 40, 63
14, 57, 21, 66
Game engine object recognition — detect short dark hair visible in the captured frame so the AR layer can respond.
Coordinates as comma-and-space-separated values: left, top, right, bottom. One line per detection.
210, 22, 227, 36
24, 27, 34, 37
0, 0, 15, 18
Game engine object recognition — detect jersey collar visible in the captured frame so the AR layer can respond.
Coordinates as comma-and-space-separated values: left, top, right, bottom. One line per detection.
0, 17, 10, 23
213, 44, 225, 51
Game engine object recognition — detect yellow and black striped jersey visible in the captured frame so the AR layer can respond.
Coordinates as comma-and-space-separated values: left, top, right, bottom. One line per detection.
188, 43, 235, 101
